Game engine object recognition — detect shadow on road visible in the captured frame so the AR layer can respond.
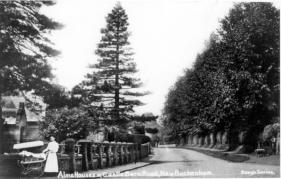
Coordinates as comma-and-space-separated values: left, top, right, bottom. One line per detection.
122, 157, 201, 173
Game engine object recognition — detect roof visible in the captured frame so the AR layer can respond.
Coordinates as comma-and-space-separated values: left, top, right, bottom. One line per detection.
2, 96, 24, 110
1, 94, 46, 124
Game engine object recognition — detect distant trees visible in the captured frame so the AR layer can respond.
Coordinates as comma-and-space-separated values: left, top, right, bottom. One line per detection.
41, 84, 81, 109
76, 3, 146, 126
0, 1, 62, 153
162, 2, 279, 149
145, 127, 159, 134
128, 113, 158, 134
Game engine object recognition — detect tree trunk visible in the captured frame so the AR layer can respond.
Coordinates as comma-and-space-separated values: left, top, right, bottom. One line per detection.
0, 91, 3, 153
115, 32, 120, 122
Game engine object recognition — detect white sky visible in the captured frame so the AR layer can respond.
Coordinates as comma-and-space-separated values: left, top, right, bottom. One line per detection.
42, 0, 280, 115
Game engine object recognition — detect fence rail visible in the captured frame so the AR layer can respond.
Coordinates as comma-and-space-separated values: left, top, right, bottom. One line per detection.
58, 139, 151, 172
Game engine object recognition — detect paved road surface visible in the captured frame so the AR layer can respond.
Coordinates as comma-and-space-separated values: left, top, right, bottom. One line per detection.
126, 146, 280, 178
2, 145, 279, 178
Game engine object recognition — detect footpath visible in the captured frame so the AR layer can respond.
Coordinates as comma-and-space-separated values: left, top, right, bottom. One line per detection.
45, 155, 154, 179
0, 156, 153, 179
178, 145, 280, 165
0, 154, 153, 179
80, 159, 151, 178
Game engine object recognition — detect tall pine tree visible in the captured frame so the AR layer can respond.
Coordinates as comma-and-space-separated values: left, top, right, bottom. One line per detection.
84, 3, 146, 125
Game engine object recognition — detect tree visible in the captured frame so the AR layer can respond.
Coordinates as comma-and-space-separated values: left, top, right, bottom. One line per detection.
83, 3, 146, 125
0, 1, 62, 153
41, 107, 94, 142
41, 83, 81, 109
219, 2, 279, 126
145, 127, 159, 134
218, 2, 279, 148
162, 2, 279, 149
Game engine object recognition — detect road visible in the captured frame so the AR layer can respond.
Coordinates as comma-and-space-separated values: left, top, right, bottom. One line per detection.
125, 145, 280, 178
2, 146, 279, 178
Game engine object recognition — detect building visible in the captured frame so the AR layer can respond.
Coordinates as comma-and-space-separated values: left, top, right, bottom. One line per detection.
1, 94, 46, 152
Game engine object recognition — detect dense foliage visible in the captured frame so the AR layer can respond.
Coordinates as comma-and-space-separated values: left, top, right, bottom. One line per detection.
0, 1, 62, 95
114, 132, 151, 144
42, 84, 81, 109
40, 107, 94, 142
0, 0, 61, 153
145, 128, 159, 134
162, 2, 279, 148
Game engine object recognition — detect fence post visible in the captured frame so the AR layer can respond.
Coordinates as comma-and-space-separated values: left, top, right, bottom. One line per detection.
138, 143, 140, 160
131, 143, 135, 162
135, 143, 139, 162
88, 143, 94, 170
65, 138, 76, 173
110, 142, 118, 166
91, 144, 99, 169
104, 141, 113, 167
117, 142, 124, 165
110, 142, 117, 166
117, 142, 121, 165
78, 140, 90, 171
128, 143, 134, 163
122, 142, 128, 163
101, 143, 107, 168
126, 143, 130, 163
97, 143, 104, 168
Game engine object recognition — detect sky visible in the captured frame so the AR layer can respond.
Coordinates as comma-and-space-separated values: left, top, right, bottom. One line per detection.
42, 0, 279, 116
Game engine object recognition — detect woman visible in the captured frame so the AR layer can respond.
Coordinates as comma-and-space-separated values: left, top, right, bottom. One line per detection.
43, 136, 59, 175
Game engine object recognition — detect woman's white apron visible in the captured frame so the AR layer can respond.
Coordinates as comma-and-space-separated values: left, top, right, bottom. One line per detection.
44, 141, 59, 173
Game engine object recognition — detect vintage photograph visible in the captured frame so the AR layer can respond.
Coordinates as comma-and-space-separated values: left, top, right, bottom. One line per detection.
0, 0, 280, 178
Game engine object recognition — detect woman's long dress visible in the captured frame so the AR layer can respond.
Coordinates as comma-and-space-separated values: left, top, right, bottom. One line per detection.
44, 141, 59, 173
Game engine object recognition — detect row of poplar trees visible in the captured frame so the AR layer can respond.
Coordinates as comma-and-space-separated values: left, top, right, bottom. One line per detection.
162, 2, 279, 149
